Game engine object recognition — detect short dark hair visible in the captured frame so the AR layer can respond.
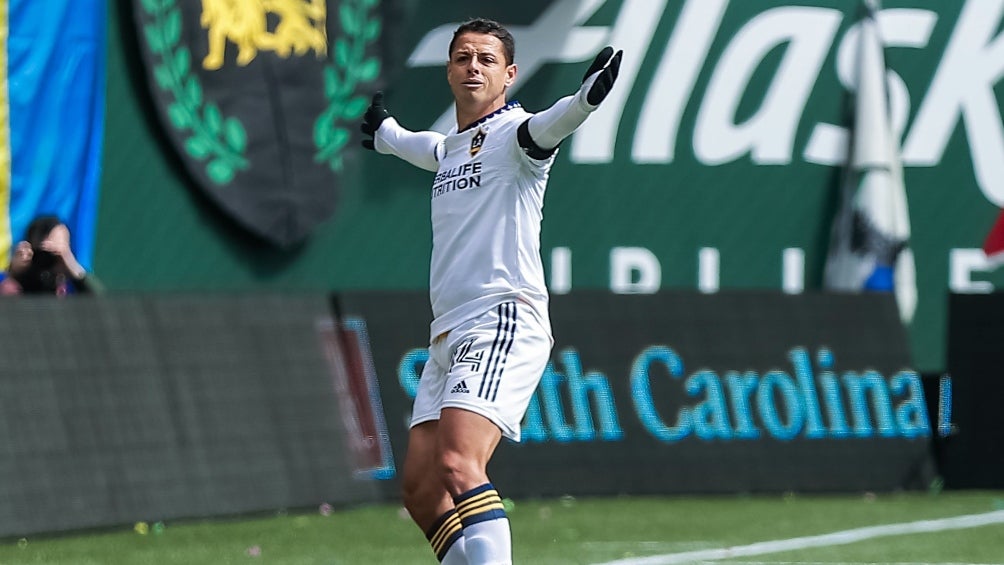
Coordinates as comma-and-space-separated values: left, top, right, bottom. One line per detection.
449, 18, 515, 65
25, 215, 62, 249
16, 215, 65, 292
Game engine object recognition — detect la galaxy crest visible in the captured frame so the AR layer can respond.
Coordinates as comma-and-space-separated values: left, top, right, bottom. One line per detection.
470, 127, 487, 157
133, 0, 382, 247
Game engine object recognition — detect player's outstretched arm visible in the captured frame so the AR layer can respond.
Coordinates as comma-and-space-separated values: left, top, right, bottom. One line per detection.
361, 92, 443, 172
518, 47, 623, 158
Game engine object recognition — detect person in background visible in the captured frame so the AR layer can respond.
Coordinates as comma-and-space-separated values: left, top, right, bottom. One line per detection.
0, 215, 102, 296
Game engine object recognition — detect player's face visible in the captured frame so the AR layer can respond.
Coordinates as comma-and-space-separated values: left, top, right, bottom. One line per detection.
447, 32, 516, 118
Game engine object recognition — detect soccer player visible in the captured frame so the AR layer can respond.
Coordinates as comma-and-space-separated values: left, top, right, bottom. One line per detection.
360, 18, 621, 564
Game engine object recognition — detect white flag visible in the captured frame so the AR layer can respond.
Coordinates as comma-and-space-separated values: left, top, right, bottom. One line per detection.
824, 0, 916, 323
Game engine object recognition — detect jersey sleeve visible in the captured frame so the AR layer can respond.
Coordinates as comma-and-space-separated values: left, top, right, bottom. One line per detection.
522, 80, 601, 154
375, 117, 444, 172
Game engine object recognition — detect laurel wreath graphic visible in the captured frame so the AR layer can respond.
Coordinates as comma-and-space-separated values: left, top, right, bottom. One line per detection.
314, 0, 382, 171
139, 0, 249, 185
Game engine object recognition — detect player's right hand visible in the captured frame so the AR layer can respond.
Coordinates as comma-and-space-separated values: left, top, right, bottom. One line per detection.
360, 91, 390, 150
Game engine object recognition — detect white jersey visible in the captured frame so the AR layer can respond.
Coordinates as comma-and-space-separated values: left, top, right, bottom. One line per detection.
427, 102, 554, 339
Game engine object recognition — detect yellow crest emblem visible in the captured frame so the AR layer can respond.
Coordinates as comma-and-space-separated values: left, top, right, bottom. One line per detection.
200, 0, 327, 70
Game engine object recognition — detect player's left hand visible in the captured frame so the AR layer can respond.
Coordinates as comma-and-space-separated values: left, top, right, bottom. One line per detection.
580, 47, 623, 107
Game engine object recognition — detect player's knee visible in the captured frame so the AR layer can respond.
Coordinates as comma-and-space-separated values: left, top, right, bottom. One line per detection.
437, 448, 484, 495
401, 467, 434, 508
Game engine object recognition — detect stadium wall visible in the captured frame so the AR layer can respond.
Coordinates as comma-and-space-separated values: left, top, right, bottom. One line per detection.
0, 294, 383, 539
937, 293, 1004, 489
0, 291, 939, 537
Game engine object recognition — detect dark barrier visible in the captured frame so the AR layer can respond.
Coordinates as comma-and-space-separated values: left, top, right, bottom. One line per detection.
940, 293, 1004, 488
0, 295, 382, 538
338, 291, 935, 498
0, 292, 938, 538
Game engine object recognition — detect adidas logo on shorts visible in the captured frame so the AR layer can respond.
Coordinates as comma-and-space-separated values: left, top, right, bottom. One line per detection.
450, 380, 470, 394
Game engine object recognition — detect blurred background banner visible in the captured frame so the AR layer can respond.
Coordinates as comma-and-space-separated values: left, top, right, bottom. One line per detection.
1, 0, 105, 271
131, 0, 382, 247
824, 0, 915, 323
340, 290, 935, 498
99, 0, 1004, 373
95, 1, 1003, 375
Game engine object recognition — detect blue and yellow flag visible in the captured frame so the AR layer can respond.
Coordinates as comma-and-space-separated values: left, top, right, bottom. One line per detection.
0, 0, 105, 271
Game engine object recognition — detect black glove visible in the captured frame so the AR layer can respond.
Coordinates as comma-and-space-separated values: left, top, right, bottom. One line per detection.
581, 47, 623, 106
360, 91, 390, 150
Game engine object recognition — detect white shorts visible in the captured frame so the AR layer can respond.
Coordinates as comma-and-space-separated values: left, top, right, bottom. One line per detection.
410, 301, 552, 442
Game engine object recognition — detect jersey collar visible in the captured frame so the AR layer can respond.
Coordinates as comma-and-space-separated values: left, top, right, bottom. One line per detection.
458, 101, 521, 133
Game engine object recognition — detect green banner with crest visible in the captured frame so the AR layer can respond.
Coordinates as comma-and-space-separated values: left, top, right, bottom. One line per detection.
101, 0, 1004, 373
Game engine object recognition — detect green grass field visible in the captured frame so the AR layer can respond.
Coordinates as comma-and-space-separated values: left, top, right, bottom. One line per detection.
2, 491, 1002, 565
